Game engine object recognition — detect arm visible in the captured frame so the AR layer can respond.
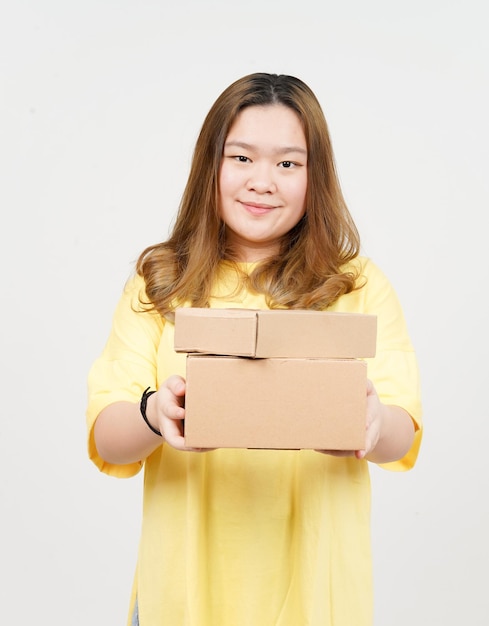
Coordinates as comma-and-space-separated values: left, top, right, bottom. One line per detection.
332, 258, 422, 466
94, 399, 163, 465
360, 379, 416, 463
316, 379, 415, 463
93, 375, 207, 464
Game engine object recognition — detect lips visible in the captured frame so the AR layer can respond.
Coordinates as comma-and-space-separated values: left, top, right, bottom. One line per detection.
241, 201, 276, 216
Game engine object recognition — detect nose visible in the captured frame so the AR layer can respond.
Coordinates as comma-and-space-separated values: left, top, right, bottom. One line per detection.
247, 163, 277, 194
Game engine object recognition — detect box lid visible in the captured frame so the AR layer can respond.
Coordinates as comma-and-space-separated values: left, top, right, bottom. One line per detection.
174, 307, 376, 358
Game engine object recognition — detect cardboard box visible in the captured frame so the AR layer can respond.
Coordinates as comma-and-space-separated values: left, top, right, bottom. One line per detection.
184, 355, 367, 449
176, 307, 376, 450
174, 307, 376, 358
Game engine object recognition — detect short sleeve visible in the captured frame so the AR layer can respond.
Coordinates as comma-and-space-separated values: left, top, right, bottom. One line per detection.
86, 274, 164, 478
360, 259, 423, 471
331, 257, 423, 471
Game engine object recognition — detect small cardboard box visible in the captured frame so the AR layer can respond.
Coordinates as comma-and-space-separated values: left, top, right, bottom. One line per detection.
174, 307, 377, 358
176, 307, 376, 450
184, 355, 367, 449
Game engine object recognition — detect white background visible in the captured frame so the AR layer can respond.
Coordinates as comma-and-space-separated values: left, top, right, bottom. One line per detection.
1, 1, 488, 624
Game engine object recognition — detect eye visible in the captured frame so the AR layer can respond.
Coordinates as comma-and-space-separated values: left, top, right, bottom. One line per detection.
236, 155, 250, 163
279, 161, 295, 168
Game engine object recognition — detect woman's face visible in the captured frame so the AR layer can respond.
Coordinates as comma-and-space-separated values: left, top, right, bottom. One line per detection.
219, 104, 308, 262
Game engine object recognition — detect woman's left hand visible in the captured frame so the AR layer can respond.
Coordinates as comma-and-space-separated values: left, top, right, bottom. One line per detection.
315, 379, 384, 459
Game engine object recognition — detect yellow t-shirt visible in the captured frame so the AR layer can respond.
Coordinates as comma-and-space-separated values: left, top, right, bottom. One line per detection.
86, 257, 422, 626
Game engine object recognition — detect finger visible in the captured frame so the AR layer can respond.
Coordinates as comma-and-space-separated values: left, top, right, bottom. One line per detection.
165, 374, 186, 398
161, 414, 185, 446
366, 378, 377, 398
162, 419, 214, 453
157, 384, 186, 420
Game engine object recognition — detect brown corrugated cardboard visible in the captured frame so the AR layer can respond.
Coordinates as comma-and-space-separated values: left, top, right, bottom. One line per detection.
174, 307, 377, 358
184, 355, 367, 450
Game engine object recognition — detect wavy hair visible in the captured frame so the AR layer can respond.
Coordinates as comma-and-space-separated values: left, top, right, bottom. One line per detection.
136, 73, 361, 313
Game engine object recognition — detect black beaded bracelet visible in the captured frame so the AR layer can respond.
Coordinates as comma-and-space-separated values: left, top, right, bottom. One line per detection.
140, 387, 162, 436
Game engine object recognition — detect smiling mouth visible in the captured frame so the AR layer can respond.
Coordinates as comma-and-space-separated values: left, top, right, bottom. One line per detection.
241, 201, 276, 216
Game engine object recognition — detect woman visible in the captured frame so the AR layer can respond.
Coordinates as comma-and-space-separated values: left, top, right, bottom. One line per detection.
87, 72, 422, 625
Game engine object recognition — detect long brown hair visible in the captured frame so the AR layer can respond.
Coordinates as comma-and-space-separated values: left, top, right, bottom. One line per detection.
136, 73, 361, 314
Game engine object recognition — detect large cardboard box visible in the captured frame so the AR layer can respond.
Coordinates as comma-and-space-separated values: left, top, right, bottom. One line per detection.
176, 307, 376, 450
174, 307, 376, 358
184, 355, 368, 450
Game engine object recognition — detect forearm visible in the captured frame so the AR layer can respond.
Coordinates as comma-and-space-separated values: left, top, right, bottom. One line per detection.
93, 400, 163, 465
366, 405, 415, 464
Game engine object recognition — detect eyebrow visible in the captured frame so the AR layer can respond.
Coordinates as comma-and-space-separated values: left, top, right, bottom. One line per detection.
224, 140, 307, 156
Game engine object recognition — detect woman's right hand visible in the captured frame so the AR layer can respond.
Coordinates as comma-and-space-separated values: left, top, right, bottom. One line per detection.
147, 375, 212, 452
94, 375, 216, 463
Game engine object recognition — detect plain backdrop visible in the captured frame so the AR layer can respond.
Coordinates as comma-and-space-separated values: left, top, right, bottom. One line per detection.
1, 1, 488, 624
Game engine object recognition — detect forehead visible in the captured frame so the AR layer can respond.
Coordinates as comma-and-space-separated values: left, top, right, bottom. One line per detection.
226, 104, 306, 151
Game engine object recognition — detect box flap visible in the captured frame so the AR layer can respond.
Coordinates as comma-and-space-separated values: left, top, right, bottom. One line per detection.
174, 308, 258, 356
174, 307, 376, 358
